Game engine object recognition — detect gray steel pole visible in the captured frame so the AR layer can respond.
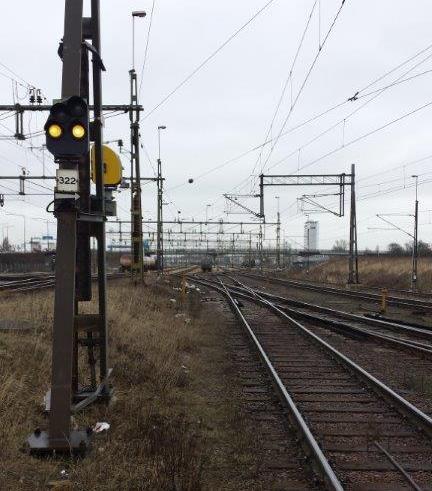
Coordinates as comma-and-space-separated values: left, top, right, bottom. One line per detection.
156, 158, 163, 271
276, 196, 281, 268
156, 126, 166, 272
348, 164, 358, 284
412, 199, 419, 291
411, 175, 419, 292
129, 69, 144, 282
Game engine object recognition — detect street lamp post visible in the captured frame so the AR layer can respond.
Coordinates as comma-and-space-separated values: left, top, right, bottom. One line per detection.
132, 11, 146, 70
206, 204, 211, 223
130, 10, 146, 283
157, 125, 167, 272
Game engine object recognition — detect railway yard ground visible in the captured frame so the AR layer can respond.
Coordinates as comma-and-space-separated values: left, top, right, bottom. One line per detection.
3, 268, 432, 489
0, 274, 312, 490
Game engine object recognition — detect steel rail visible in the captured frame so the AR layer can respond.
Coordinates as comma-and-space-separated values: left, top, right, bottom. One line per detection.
231, 279, 432, 439
234, 271, 432, 312
0, 273, 125, 294
233, 267, 432, 299
0, 276, 55, 290
225, 273, 432, 338
220, 275, 432, 356
374, 441, 423, 491
191, 275, 432, 440
214, 279, 344, 491
224, 283, 432, 357
192, 274, 432, 487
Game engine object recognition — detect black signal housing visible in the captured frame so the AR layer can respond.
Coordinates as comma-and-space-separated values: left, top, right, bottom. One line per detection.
45, 96, 89, 158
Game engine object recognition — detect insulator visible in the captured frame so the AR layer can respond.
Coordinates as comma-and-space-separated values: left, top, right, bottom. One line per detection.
29, 87, 36, 104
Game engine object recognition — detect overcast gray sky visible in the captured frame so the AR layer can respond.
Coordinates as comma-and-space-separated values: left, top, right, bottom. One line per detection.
1, 0, 432, 251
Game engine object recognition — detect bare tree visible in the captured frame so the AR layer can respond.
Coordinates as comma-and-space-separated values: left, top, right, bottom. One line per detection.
332, 239, 348, 252
0, 237, 12, 252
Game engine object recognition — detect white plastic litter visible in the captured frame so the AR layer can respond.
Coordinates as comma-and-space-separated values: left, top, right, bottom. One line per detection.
44, 389, 51, 411
93, 422, 110, 433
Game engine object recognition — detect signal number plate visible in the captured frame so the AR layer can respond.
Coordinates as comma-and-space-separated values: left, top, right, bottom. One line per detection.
56, 169, 79, 193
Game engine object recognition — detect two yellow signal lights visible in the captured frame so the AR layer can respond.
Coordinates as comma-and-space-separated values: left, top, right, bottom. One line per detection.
46, 124, 86, 139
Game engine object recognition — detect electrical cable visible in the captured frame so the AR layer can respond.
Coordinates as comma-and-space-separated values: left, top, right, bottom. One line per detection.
295, 99, 432, 174
138, 0, 156, 97
251, 0, 318, 180
143, 0, 278, 120
260, 0, 348, 175
167, 42, 432, 198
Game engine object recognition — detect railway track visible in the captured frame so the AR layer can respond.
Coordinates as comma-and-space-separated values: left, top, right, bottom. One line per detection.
256, 269, 432, 299
192, 274, 432, 490
164, 265, 200, 275
0, 265, 196, 294
0, 272, 125, 294
232, 271, 432, 313
217, 274, 432, 359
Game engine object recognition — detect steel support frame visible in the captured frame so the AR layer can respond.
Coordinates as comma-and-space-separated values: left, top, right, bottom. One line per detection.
298, 189, 345, 217
224, 193, 261, 218
0, 104, 142, 111
259, 169, 359, 284
110, 219, 278, 226
27, 0, 110, 455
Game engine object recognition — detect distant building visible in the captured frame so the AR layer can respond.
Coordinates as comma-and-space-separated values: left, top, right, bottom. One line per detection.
304, 220, 319, 251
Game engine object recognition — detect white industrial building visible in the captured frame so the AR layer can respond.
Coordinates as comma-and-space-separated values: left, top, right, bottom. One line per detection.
304, 220, 319, 251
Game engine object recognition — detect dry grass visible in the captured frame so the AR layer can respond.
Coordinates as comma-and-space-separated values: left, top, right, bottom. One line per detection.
290, 256, 432, 290
0, 278, 258, 490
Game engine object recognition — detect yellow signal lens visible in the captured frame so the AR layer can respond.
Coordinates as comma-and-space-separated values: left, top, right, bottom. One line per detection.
48, 124, 62, 138
72, 124, 86, 139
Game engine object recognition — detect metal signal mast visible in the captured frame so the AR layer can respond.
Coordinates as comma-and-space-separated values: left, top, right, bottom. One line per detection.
27, 0, 113, 455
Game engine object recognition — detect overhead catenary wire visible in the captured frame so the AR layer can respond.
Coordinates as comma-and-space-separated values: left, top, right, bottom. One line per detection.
266, 67, 432, 174
259, 0, 348, 176
138, 0, 156, 97
251, 0, 318, 181
0, 58, 49, 100
294, 99, 432, 174
238, 40, 432, 197
167, 40, 432, 198
142, 0, 278, 120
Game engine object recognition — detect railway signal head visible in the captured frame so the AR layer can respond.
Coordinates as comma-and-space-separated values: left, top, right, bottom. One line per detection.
45, 96, 89, 158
